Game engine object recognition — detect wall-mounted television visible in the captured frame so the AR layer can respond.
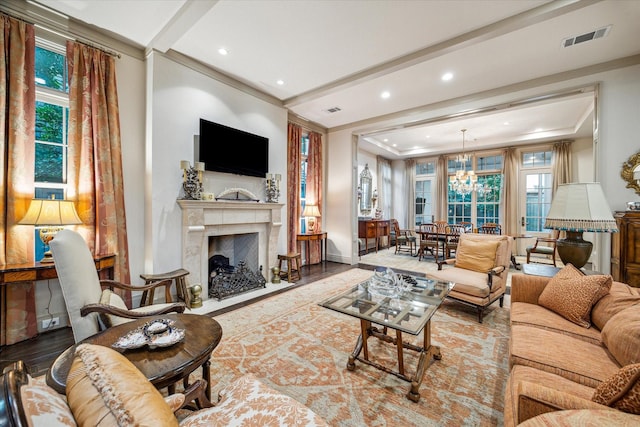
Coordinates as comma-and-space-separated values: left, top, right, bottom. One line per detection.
198, 118, 269, 178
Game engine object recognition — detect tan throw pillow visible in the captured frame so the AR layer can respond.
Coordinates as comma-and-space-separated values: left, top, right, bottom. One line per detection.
592, 282, 640, 331
537, 264, 612, 328
601, 307, 640, 367
592, 363, 640, 414
455, 239, 500, 273
66, 343, 178, 427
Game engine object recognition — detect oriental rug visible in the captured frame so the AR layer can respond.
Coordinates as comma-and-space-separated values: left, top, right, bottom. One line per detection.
208, 268, 510, 426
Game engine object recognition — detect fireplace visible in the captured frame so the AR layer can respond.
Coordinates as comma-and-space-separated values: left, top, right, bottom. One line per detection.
208, 233, 266, 300
177, 200, 284, 301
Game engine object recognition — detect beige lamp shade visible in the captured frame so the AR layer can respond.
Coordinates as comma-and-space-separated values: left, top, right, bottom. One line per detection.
302, 204, 321, 218
19, 198, 82, 226
544, 182, 617, 233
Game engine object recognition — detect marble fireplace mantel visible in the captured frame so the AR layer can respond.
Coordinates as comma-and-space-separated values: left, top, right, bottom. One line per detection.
177, 200, 284, 300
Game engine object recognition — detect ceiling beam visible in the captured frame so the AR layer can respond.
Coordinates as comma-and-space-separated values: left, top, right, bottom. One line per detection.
283, 0, 602, 108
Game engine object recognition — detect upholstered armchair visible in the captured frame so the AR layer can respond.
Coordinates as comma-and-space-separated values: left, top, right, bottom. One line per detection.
0, 344, 328, 426
49, 229, 186, 342
427, 233, 513, 323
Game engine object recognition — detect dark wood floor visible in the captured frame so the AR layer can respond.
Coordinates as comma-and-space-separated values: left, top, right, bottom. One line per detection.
0, 261, 367, 377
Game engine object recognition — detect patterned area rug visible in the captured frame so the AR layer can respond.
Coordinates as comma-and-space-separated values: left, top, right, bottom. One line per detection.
209, 268, 510, 426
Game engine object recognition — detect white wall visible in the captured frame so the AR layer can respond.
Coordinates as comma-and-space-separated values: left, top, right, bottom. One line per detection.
149, 53, 288, 278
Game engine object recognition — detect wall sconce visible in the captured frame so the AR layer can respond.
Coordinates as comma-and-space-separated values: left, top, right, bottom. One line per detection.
180, 160, 204, 200
19, 196, 82, 263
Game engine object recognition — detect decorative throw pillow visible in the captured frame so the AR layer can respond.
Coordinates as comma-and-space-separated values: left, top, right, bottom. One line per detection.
66, 343, 178, 427
537, 264, 612, 328
601, 307, 640, 366
592, 363, 640, 414
454, 239, 500, 273
591, 282, 640, 331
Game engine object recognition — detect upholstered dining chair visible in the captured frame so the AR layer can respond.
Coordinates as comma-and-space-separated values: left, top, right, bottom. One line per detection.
418, 223, 440, 261
479, 223, 502, 235
49, 229, 186, 342
526, 231, 559, 266
391, 219, 417, 255
427, 233, 513, 323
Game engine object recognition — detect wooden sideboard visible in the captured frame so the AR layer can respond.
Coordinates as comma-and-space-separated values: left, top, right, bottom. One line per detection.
358, 219, 390, 254
611, 211, 640, 287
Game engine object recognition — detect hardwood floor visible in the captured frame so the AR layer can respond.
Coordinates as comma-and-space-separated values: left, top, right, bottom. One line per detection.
0, 261, 360, 377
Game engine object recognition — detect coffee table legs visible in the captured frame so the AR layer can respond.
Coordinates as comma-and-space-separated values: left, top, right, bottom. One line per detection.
347, 319, 440, 402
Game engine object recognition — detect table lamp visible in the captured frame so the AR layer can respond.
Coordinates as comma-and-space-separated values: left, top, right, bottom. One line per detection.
19, 196, 83, 263
543, 182, 617, 269
302, 204, 321, 233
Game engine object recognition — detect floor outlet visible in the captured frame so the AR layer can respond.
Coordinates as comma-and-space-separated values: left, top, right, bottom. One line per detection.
42, 317, 60, 329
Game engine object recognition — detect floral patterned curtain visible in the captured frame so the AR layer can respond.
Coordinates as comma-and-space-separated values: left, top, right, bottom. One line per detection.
66, 41, 131, 301
0, 13, 37, 345
306, 131, 323, 264
287, 123, 302, 253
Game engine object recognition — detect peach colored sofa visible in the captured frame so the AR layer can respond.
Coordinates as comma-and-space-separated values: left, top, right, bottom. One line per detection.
505, 273, 640, 426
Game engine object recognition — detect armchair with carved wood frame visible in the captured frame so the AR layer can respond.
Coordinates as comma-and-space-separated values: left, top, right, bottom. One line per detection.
50, 229, 186, 343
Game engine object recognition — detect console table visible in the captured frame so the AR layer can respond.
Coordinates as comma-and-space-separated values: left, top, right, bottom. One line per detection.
0, 254, 115, 347
358, 219, 390, 254
296, 232, 327, 265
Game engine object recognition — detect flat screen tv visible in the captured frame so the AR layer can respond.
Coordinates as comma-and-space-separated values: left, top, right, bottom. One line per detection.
198, 118, 269, 178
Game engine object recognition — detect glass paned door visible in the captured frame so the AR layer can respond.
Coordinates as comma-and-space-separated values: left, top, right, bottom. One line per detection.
520, 170, 553, 236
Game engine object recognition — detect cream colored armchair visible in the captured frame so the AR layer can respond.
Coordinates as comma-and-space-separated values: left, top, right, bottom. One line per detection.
427, 233, 513, 323
49, 229, 186, 342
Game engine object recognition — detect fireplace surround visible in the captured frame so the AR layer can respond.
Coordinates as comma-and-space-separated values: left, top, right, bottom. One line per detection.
177, 200, 284, 301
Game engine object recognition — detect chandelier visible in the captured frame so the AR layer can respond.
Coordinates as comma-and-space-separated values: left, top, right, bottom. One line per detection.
449, 129, 487, 196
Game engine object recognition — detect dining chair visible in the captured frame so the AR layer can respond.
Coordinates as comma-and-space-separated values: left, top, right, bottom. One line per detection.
457, 221, 474, 233
526, 230, 559, 266
444, 224, 466, 258
479, 223, 502, 234
418, 223, 440, 261
391, 219, 417, 255
49, 229, 186, 342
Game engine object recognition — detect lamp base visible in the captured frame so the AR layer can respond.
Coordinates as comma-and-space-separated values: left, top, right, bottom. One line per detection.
40, 251, 55, 263
556, 231, 592, 269
307, 217, 317, 234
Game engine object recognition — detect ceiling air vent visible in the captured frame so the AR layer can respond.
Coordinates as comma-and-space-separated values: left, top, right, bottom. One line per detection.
324, 106, 342, 114
562, 25, 611, 48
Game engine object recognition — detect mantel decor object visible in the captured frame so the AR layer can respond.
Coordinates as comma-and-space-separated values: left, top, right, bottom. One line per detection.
265, 173, 281, 203
621, 149, 640, 196
180, 160, 204, 200
544, 182, 618, 269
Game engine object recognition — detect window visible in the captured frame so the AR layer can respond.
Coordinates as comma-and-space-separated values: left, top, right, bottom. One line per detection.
415, 161, 435, 225
521, 150, 553, 232
34, 43, 69, 260
299, 133, 309, 233
447, 154, 503, 227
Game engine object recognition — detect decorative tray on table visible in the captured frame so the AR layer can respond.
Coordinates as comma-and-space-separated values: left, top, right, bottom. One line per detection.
112, 318, 185, 350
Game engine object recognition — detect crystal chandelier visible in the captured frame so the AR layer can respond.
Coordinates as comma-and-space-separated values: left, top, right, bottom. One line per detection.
449, 129, 487, 196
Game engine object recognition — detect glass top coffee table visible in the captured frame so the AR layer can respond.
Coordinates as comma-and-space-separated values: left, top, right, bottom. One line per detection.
320, 273, 453, 402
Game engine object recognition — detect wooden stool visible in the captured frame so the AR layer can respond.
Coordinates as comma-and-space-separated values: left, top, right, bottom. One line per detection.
140, 268, 191, 307
277, 253, 302, 282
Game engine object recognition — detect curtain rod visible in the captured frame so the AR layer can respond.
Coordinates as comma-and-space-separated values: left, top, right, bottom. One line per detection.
72, 38, 121, 59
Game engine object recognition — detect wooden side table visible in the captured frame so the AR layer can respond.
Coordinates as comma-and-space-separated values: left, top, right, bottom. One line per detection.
46, 313, 222, 406
296, 232, 327, 265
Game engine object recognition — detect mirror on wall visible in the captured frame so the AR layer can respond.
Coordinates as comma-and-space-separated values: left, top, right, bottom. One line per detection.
621, 149, 640, 196
359, 164, 373, 216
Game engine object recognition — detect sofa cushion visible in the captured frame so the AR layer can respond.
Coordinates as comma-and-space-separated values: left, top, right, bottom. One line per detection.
455, 238, 500, 273
592, 363, 640, 414
517, 409, 640, 426
601, 307, 640, 367
592, 281, 640, 331
537, 264, 612, 328
510, 302, 602, 346
510, 324, 620, 388
66, 343, 178, 427
21, 383, 76, 426
180, 374, 329, 427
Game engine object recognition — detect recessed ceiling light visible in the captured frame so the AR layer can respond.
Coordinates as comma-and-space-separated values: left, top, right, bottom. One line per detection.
218, 48, 228, 55
276, 79, 284, 85
504, 121, 510, 125
392, 144, 397, 147
413, 146, 420, 149
425, 135, 430, 139
534, 127, 543, 132
383, 138, 389, 142
441, 72, 453, 81
381, 91, 391, 99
